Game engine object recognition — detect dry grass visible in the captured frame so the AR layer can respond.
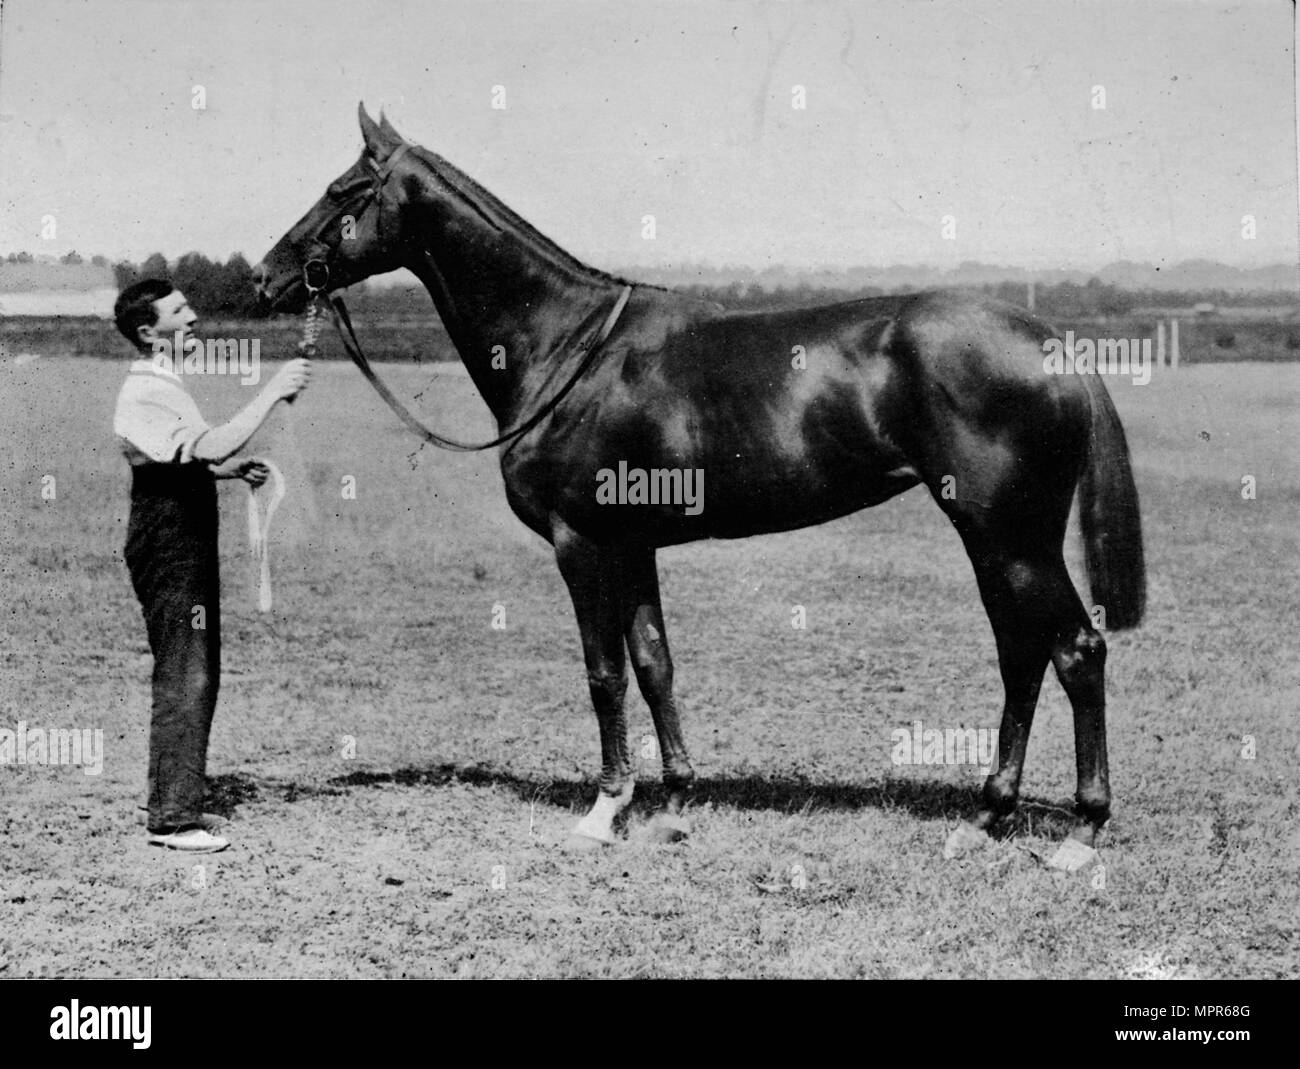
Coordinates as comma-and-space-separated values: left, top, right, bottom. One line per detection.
0, 351, 1296, 978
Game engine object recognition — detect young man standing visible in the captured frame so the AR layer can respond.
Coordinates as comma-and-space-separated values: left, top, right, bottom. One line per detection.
113, 278, 310, 852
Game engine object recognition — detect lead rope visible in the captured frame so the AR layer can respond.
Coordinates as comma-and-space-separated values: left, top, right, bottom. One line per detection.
325, 283, 632, 453
246, 293, 320, 612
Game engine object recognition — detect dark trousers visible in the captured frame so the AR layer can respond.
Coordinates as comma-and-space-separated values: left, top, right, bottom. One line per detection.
124, 463, 220, 833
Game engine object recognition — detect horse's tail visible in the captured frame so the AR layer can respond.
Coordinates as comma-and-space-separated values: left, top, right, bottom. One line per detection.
1078, 376, 1146, 631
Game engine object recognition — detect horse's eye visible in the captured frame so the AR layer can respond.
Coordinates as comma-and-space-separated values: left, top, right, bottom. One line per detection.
326, 181, 344, 199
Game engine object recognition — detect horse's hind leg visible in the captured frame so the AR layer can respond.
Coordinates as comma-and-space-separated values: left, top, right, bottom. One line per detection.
944, 537, 1104, 866
622, 547, 695, 842
553, 518, 635, 848
1050, 616, 1109, 866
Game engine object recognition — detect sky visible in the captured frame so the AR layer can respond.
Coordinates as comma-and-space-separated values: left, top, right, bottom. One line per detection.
0, 0, 1296, 274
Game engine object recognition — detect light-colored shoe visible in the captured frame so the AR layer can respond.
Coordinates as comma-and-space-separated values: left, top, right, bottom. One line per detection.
148, 828, 230, 853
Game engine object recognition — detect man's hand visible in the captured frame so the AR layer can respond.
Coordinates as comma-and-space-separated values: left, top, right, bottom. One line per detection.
238, 459, 271, 487
192, 358, 310, 464
211, 456, 271, 485
269, 357, 311, 403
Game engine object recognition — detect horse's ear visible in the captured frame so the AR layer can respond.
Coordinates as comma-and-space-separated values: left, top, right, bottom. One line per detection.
358, 102, 384, 156
378, 111, 405, 144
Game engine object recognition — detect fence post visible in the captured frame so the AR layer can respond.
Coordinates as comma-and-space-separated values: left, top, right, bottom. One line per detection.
1171, 318, 1180, 370
1157, 320, 1166, 369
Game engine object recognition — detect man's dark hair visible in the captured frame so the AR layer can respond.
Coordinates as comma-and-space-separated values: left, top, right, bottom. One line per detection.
114, 278, 175, 349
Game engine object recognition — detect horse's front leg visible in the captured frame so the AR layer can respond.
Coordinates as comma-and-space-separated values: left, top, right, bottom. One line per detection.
622, 546, 694, 843
553, 518, 634, 848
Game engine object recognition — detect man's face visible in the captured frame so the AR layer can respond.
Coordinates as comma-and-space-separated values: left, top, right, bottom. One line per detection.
138, 289, 198, 349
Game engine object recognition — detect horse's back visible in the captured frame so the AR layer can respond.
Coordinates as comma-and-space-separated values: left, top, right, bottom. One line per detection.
522, 287, 1094, 547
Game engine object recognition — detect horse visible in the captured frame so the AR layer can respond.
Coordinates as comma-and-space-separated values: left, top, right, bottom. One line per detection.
254, 105, 1145, 869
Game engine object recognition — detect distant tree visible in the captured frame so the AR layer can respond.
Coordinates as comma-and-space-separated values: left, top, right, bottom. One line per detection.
173, 251, 239, 313
140, 252, 170, 281
113, 260, 141, 290
988, 280, 1028, 306
172, 251, 212, 301
718, 281, 745, 307
216, 253, 260, 316
1095, 284, 1134, 317
1046, 280, 1084, 317
60, 250, 84, 264
91, 254, 109, 267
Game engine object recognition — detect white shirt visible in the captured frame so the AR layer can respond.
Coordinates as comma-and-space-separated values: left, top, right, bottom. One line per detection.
112, 360, 212, 465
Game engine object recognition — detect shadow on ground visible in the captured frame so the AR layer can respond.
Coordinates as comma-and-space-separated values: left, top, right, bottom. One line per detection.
206, 763, 1080, 840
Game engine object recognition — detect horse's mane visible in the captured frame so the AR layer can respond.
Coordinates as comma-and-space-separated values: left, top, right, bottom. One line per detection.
407, 143, 634, 288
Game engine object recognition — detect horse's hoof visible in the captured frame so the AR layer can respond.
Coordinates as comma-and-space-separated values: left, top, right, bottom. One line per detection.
644, 813, 690, 844
943, 821, 991, 859
1046, 838, 1099, 872
563, 831, 614, 852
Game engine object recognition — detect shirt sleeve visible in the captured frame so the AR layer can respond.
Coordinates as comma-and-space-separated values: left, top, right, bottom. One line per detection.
113, 376, 212, 464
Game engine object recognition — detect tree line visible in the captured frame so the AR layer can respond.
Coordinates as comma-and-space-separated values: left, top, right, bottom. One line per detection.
5, 250, 1290, 319
112, 252, 264, 317
3, 249, 264, 316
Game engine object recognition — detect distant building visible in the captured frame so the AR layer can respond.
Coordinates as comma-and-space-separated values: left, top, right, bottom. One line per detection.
0, 262, 118, 318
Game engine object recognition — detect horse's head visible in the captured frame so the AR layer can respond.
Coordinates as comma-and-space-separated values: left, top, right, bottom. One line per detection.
254, 104, 416, 310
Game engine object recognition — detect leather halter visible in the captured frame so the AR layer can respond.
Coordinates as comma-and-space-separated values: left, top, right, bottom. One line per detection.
300, 142, 633, 453
301, 142, 411, 290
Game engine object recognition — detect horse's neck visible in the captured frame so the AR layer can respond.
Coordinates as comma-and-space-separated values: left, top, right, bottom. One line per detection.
402, 182, 616, 419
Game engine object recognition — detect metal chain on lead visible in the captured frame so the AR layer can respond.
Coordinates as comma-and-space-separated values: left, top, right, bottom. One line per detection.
299, 292, 323, 356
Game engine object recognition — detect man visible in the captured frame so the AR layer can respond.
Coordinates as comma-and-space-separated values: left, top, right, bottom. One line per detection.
113, 278, 310, 852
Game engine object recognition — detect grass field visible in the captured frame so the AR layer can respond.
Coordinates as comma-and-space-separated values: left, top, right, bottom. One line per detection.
1, 349, 1297, 978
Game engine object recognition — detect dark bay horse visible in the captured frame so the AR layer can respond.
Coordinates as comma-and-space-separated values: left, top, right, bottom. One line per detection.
255, 106, 1145, 868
